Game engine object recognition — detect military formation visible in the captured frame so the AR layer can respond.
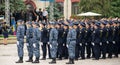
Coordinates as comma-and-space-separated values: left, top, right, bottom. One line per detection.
16, 18, 120, 64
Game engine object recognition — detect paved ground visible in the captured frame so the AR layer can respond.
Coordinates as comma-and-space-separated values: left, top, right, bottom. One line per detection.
0, 44, 120, 65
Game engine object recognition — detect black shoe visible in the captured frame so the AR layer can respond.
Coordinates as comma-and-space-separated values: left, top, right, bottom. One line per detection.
26, 59, 33, 62
49, 59, 56, 64
32, 60, 39, 63
41, 58, 46, 60
32, 57, 39, 63
75, 58, 78, 61
16, 60, 23, 63
66, 59, 74, 64
58, 58, 62, 60
79, 58, 85, 60
108, 56, 112, 59
92, 58, 99, 60
101, 57, 106, 59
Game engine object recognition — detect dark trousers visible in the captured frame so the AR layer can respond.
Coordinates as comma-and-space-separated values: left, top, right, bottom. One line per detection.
80, 43, 85, 59
41, 42, 51, 58
108, 42, 114, 58
86, 42, 92, 58
101, 42, 107, 58
57, 44, 63, 59
62, 44, 68, 58
93, 44, 100, 59
113, 41, 119, 57
75, 44, 80, 59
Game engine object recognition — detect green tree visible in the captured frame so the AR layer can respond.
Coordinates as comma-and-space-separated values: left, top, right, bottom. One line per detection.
110, 0, 120, 17
79, 0, 111, 17
0, 0, 26, 13
46, 3, 63, 20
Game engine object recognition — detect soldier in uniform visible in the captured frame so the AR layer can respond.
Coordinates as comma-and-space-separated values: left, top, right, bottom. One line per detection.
85, 22, 92, 59
78, 22, 86, 60
49, 22, 58, 64
56, 22, 64, 60
32, 22, 41, 63
26, 22, 34, 62
66, 23, 76, 64
91, 22, 101, 60
100, 21, 107, 59
113, 20, 119, 58
62, 23, 69, 59
40, 22, 49, 60
74, 22, 80, 60
107, 21, 114, 58
16, 20, 25, 63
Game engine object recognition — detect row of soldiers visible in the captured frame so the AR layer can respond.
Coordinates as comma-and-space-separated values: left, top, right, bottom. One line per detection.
15, 19, 120, 64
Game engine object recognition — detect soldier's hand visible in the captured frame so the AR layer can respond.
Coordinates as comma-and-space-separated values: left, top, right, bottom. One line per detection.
41, 42, 43, 46
50, 44, 52, 48
113, 41, 115, 44
106, 41, 109, 44
80, 43, 82, 46
33, 43, 36, 48
17, 41, 19, 45
100, 42, 102, 46
92, 42, 95, 46
26, 43, 29, 46
66, 45, 68, 48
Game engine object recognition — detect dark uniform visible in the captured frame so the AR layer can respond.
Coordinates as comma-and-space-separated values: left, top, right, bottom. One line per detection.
113, 21, 119, 57
41, 23, 49, 59
62, 25, 69, 59
57, 24, 64, 60
79, 22, 86, 59
100, 22, 107, 59
107, 21, 114, 58
92, 22, 101, 60
85, 22, 92, 59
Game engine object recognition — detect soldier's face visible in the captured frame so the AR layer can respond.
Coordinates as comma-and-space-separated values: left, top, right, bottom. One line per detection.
17, 22, 21, 25
64, 26, 67, 29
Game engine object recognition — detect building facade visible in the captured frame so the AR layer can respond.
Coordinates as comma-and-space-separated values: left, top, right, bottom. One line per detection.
24, 0, 80, 19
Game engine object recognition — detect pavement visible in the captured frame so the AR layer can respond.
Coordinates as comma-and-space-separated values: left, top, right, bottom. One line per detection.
0, 44, 120, 65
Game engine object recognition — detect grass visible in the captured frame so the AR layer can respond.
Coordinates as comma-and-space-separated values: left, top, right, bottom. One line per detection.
0, 35, 16, 39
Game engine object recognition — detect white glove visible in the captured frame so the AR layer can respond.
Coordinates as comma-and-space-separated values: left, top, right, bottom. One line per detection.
80, 43, 82, 46
50, 44, 52, 48
26, 43, 29, 46
33, 43, 36, 48
92, 42, 95, 46
113, 41, 115, 44
48, 42, 50, 45
63, 44, 65, 46
106, 41, 109, 44
66, 45, 68, 48
85, 43, 87, 46
17, 41, 19, 45
100, 42, 102, 46
41, 42, 43, 46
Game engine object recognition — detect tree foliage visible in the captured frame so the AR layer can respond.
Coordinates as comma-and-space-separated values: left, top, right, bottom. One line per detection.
0, 0, 26, 12
79, 0, 120, 17
46, 3, 63, 20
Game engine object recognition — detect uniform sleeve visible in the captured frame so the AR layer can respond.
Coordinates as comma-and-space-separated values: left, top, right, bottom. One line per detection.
20, 26, 25, 38
37, 29, 41, 41
16, 26, 21, 41
71, 30, 77, 40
